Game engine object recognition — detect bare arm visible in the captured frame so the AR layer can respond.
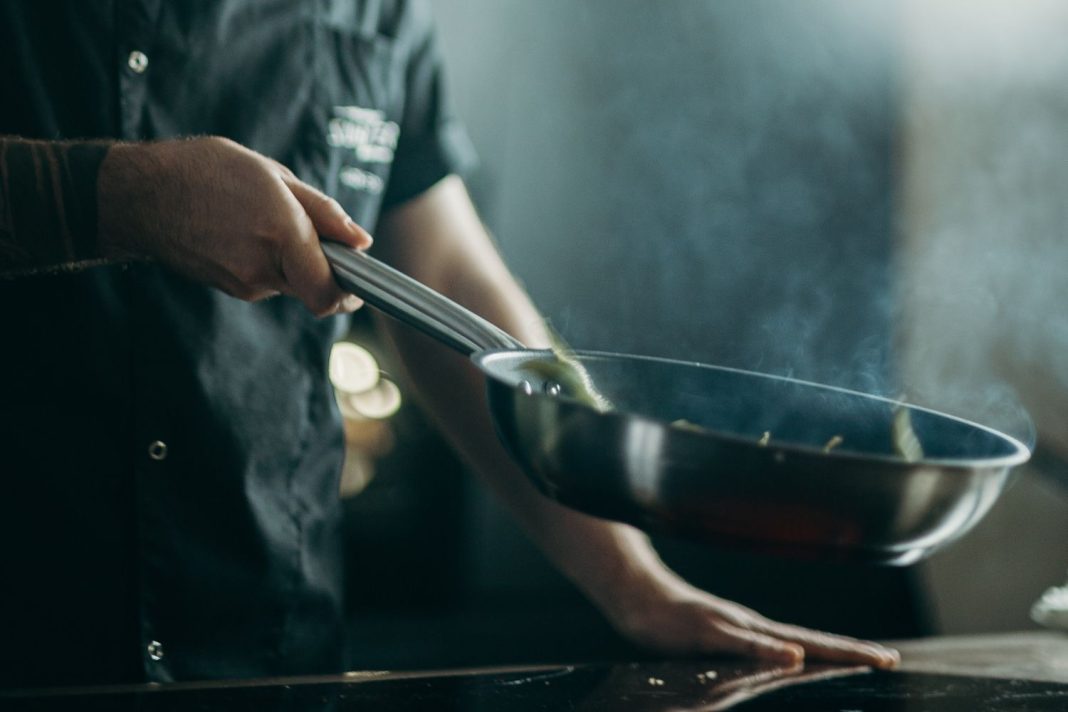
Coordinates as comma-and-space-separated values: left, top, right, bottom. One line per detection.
372, 175, 900, 669
0, 135, 370, 316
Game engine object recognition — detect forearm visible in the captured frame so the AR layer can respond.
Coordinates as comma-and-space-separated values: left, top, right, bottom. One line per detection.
378, 311, 674, 614
0, 137, 112, 277
373, 178, 676, 620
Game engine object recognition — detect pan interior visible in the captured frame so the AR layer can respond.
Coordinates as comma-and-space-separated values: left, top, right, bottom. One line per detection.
476, 350, 1028, 465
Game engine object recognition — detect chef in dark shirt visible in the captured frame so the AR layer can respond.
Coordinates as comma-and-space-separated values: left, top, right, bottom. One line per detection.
0, 0, 898, 688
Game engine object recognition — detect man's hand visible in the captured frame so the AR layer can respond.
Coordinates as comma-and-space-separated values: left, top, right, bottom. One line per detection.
599, 558, 901, 669
98, 136, 371, 316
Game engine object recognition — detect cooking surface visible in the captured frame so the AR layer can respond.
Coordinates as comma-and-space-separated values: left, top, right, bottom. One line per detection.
6, 634, 1067, 710
6, 656, 1068, 711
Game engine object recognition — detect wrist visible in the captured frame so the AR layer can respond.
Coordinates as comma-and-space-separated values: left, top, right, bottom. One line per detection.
562, 522, 684, 623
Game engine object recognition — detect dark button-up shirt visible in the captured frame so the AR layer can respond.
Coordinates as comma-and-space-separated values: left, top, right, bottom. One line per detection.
0, 0, 473, 688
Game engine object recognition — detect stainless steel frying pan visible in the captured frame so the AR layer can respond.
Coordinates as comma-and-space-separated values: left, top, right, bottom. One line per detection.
323, 243, 1031, 565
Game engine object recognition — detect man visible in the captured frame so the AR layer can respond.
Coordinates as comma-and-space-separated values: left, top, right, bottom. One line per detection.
0, 0, 898, 688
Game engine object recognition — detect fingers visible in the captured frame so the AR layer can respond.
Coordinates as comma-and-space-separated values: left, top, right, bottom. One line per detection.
277, 207, 364, 317
270, 171, 369, 316
282, 174, 373, 250
145, 139, 369, 313
701, 618, 898, 671
609, 574, 900, 672
686, 602, 898, 670
753, 621, 900, 670
699, 620, 805, 665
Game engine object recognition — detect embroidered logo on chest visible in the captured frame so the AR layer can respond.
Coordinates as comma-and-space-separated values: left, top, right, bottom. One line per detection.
327, 106, 399, 194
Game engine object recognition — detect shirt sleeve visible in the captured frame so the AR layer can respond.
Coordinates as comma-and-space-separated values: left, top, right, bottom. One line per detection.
0, 138, 111, 277
381, 1, 478, 210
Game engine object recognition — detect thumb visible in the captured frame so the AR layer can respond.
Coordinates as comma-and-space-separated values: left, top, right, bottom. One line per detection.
282, 175, 374, 250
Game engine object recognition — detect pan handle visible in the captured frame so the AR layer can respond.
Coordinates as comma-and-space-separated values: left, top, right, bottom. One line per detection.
322, 241, 525, 356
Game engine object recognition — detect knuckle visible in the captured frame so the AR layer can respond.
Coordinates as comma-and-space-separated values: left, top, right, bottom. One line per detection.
309, 190, 344, 216
270, 158, 296, 178
308, 191, 340, 217
322, 196, 343, 214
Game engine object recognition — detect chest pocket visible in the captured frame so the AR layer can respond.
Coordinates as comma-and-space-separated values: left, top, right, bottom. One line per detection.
301, 18, 403, 231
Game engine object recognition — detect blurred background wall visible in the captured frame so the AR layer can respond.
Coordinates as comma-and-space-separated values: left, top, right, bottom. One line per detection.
896, 0, 1068, 634
344, 0, 1068, 666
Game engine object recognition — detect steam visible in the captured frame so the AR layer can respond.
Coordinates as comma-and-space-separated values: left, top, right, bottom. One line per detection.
896, 0, 1068, 449
438, 0, 1062, 451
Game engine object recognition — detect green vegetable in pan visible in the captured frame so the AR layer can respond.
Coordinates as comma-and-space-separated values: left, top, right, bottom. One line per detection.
519, 328, 612, 412
892, 401, 924, 462
523, 332, 926, 465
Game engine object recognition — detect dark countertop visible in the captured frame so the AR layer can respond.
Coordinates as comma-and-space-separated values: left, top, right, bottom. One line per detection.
4, 632, 1067, 710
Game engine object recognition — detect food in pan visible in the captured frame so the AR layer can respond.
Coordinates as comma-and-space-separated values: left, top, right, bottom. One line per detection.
520, 329, 612, 412
892, 400, 924, 462
671, 419, 706, 433
524, 332, 927, 465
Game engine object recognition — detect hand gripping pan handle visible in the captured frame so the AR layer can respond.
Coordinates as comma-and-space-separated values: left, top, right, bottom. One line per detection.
322, 241, 525, 356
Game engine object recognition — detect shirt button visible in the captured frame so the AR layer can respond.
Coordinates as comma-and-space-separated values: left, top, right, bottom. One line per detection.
147, 640, 165, 661
147, 440, 168, 461
127, 50, 149, 74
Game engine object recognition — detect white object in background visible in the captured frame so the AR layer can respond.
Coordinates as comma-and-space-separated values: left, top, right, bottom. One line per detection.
347, 379, 402, 420
328, 341, 403, 498
1031, 579, 1068, 631
329, 342, 380, 394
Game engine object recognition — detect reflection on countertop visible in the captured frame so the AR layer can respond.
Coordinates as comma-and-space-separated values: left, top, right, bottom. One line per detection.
7, 636, 1068, 712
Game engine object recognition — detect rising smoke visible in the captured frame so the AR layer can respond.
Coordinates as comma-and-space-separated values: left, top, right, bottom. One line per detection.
442, 0, 1063, 451
896, 0, 1068, 449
